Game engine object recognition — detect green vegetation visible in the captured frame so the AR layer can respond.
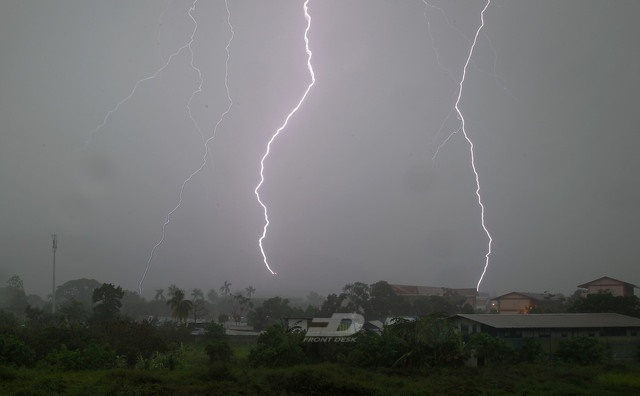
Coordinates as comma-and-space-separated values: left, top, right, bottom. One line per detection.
1, 275, 640, 394
1, 354, 640, 395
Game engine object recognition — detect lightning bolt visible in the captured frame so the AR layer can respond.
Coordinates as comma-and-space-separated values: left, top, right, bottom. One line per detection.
156, 0, 172, 64
254, 0, 315, 275
84, 1, 199, 149
138, 0, 235, 295
425, 0, 493, 291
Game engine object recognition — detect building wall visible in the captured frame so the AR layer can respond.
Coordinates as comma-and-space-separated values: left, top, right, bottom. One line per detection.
452, 317, 640, 361
586, 284, 633, 297
496, 294, 536, 314
584, 278, 634, 297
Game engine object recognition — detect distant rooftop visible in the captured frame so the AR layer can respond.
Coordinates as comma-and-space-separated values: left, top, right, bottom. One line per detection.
390, 284, 477, 297
577, 276, 638, 289
493, 292, 563, 301
452, 313, 640, 329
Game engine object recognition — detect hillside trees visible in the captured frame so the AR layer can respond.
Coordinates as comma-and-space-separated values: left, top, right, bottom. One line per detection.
568, 292, 640, 317
92, 283, 124, 321
0, 275, 28, 317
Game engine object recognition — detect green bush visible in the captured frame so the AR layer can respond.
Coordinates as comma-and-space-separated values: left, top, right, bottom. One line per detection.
91, 319, 169, 366
203, 322, 233, 363
516, 337, 545, 362
0, 334, 36, 367
43, 344, 83, 371
557, 336, 608, 365
467, 333, 514, 364
134, 345, 187, 370
42, 342, 124, 371
248, 325, 306, 367
345, 330, 394, 368
206, 341, 233, 363
81, 342, 124, 369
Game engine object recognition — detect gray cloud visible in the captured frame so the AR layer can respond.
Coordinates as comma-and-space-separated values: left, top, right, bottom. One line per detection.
1, 0, 638, 298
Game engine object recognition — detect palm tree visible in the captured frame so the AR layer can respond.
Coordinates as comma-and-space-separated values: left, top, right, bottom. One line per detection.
220, 281, 232, 299
245, 286, 256, 298
207, 289, 219, 304
191, 288, 204, 300
167, 287, 193, 324
191, 288, 205, 323
154, 289, 165, 301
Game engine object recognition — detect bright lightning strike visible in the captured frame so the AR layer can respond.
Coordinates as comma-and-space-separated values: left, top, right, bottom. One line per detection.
455, 0, 492, 291
254, 0, 315, 275
138, 0, 235, 295
426, 0, 493, 291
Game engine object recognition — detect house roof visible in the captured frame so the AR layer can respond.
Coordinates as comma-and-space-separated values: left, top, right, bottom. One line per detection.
451, 313, 640, 329
493, 292, 562, 301
390, 284, 477, 297
577, 276, 638, 289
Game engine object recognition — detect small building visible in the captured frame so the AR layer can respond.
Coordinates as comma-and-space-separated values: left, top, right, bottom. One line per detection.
390, 284, 477, 308
492, 292, 548, 314
577, 276, 638, 297
451, 313, 640, 361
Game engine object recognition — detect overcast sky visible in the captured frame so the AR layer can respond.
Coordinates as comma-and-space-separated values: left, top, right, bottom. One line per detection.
1, 0, 639, 299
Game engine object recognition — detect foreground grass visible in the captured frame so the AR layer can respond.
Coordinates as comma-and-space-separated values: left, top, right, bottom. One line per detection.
1, 343, 639, 395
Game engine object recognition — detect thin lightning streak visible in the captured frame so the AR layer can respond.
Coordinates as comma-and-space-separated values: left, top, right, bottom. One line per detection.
254, 0, 315, 275
84, 1, 198, 148
422, 1, 460, 159
424, 1, 506, 162
431, 124, 461, 161
138, 0, 235, 295
156, 0, 172, 63
452, 0, 492, 291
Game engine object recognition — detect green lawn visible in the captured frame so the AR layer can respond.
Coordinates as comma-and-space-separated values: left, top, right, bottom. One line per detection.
2, 342, 640, 395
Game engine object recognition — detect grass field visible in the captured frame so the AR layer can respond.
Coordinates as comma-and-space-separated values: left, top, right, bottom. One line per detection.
2, 340, 639, 395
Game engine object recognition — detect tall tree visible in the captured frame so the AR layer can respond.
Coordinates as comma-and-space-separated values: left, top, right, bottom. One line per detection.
245, 286, 256, 298
369, 280, 411, 320
219, 281, 232, 299
318, 293, 347, 317
92, 283, 124, 321
167, 286, 193, 324
232, 292, 252, 324
0, 275, 28, 317
60, 298, 90, 324
342, 282, 371, 315
207, 289, 219, 304
154, 289, 165, 301
568, 291, 640, 317
247, 296, 295, 331
305, 291, 324, 308
6, 275, 24, 290
191, 288, 206, 323
56, 278, 101, 311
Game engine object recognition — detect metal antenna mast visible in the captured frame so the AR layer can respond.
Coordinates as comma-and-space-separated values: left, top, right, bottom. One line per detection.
52, 234, 57, 314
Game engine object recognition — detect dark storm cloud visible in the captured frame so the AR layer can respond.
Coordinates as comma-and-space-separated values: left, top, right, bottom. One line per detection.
1, 0, 638, 298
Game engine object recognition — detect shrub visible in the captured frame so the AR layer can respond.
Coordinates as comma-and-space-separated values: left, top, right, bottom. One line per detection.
516, 337, 545, 362
81, 342, 124, 369
0, 333, 36, 367
248, 325, 306, 367
134, 344, 188, 370
90, 318, 169, 366
557, 336, 608, 365
206, 341, 233, 363
43, 344, 83, 371
345, 331, 385, 367
42, 342, 124, 371
467, 333, 514, 365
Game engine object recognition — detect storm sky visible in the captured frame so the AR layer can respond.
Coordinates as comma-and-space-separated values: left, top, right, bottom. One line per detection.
1, 0, 639, 298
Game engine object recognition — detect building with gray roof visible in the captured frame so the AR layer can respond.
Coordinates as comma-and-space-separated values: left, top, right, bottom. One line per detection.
450, 313, 640, 361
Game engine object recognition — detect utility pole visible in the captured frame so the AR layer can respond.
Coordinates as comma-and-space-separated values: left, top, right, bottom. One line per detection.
52, 234, 57, 314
